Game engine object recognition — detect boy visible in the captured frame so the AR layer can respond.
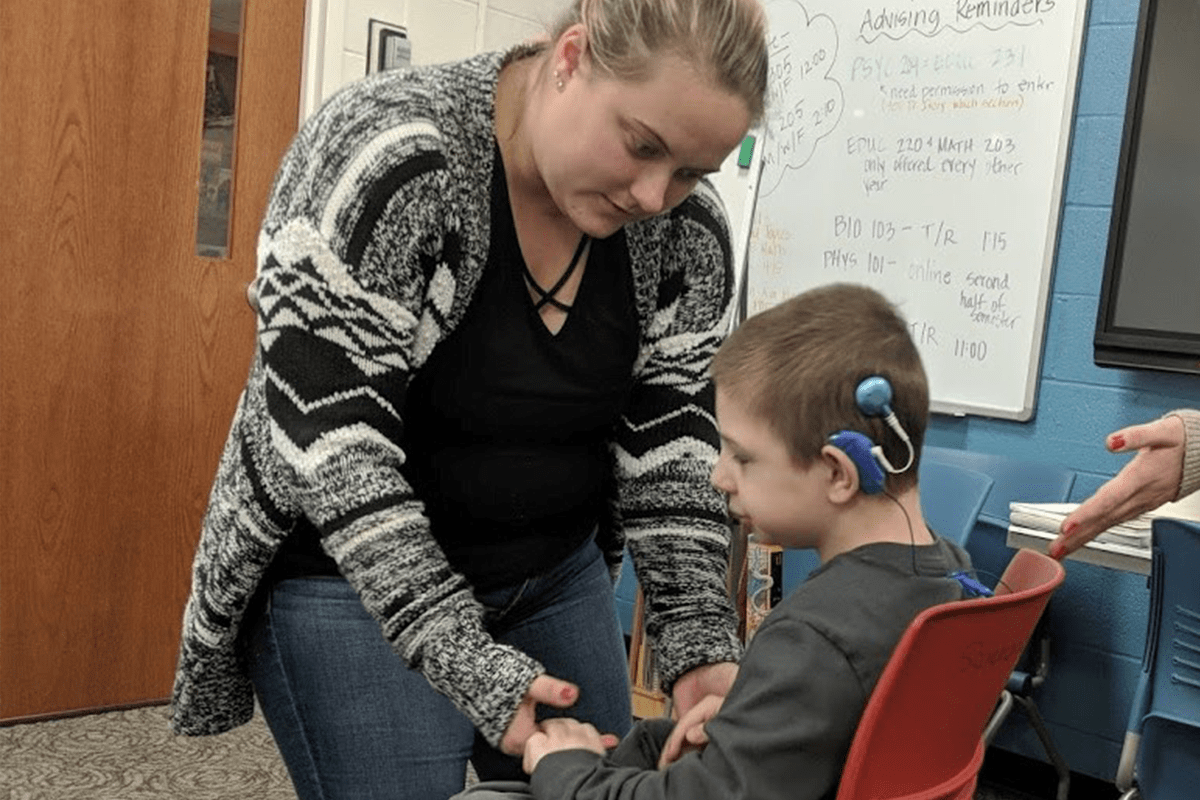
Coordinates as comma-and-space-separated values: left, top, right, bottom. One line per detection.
458, 283, 977, 800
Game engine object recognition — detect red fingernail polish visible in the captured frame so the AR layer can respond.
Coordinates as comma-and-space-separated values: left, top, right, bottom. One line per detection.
1110, 434, 1126, 451
562, 687, 575, 701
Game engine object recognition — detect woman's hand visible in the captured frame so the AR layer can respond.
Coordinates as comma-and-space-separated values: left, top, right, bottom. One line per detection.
500, 674, 582, 756
670, 662, 737, 719
523, 718, 620, 774
1050, 415, 1185, 559
657, 694, 723, 768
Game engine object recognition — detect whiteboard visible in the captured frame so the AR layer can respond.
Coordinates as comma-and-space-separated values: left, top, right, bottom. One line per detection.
708, 140, 766, 330
736, 0, 1089, 420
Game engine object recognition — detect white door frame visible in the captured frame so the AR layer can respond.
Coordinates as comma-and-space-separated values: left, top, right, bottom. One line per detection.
300, 0, 344, 121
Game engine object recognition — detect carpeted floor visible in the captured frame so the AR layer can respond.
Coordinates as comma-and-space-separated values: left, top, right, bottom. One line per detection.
2, 705, 296, 800
0, 704, 1061, 799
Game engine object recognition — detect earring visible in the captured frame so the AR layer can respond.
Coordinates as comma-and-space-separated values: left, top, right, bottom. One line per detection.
554, 69, 564, 90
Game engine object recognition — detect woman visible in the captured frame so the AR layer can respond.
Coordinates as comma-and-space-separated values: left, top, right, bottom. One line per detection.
170, 1, 770, 798
1052, 409, 1200, 558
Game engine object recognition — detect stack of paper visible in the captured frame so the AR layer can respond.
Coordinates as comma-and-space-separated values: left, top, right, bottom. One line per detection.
1008, 502, 1152, 549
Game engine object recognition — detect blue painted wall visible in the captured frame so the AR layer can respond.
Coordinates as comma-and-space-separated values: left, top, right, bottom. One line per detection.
920, 0, 1200, 783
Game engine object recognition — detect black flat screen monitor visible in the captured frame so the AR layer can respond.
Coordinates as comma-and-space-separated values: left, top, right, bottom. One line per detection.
1094, 0, 1200, 374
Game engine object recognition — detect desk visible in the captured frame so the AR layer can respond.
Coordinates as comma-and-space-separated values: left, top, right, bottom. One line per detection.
1007, 524, 1151, 576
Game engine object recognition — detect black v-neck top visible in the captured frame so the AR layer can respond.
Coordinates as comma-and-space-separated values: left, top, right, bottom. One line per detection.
400, 145, 639, 589
266, 144, 640, 591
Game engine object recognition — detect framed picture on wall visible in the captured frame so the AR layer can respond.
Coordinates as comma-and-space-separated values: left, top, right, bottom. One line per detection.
366, 19, 411, 74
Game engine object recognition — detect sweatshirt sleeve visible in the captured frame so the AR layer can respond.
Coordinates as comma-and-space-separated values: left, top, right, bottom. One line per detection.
529, 618, 865, 800
1166, 409, 1200, 501
612, 187, 743, 692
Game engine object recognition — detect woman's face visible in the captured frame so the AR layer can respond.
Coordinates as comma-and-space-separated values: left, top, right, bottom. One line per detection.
534, 52, 752, 238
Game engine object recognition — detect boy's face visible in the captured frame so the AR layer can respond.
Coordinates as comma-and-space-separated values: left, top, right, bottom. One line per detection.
711, 386, 831, 548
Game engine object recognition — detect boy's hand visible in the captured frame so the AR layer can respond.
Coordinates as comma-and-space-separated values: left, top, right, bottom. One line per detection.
671, 662, 738, 719
658, 694, 723, 768
522, 718, 620, 774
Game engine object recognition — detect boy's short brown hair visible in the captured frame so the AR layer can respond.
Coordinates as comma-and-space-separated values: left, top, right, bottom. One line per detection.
711, 283, 929, 492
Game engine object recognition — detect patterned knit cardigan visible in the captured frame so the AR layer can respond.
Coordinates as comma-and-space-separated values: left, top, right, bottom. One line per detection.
170, 51, 742, 747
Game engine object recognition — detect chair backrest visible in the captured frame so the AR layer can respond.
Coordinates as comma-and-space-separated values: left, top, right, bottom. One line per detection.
835, 549, 1066, 800
921, 446, 1075, 578
921, 445, 1075, 526
1128, 517, 1200, 799
917, 461, 994, 547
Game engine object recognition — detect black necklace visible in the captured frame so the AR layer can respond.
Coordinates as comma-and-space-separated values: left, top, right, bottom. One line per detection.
523, 235, 589, 313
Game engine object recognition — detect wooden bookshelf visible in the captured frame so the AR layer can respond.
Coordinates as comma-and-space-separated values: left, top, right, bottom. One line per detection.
627, 585, 669, 718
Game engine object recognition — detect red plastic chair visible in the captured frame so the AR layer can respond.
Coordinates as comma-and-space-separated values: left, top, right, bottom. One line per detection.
835, 549, 1066, 800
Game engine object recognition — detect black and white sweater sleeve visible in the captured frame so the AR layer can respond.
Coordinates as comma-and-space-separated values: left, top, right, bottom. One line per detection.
253, 218, 540, 748
614, 186, 743, 691
234, 65, 539, 747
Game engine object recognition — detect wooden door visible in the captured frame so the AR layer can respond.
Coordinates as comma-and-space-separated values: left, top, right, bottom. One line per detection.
0, 0, 304, 721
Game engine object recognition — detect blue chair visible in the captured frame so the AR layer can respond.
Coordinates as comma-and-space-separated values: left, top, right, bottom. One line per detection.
917, 460, 993, 547
922, 445, 1076, 565
923, 445, 1076, 800
781, 456, 994, 602
1116, 517, 1200, 800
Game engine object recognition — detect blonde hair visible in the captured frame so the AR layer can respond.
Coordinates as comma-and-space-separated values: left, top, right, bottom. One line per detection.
550, 0, 769, 124
711, 284, 929, 492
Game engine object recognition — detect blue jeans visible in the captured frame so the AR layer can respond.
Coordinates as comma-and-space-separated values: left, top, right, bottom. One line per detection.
244, 537, 633, 800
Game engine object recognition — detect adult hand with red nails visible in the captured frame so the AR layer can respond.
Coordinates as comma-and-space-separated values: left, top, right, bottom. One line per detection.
1051, 414, 1188, 559
501, 674, 585, 756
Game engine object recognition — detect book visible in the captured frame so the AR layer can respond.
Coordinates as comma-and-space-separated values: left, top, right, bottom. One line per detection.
1008, 490, 1200, 551
1009, 501, 1151, 548
745, 537, 783, 642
